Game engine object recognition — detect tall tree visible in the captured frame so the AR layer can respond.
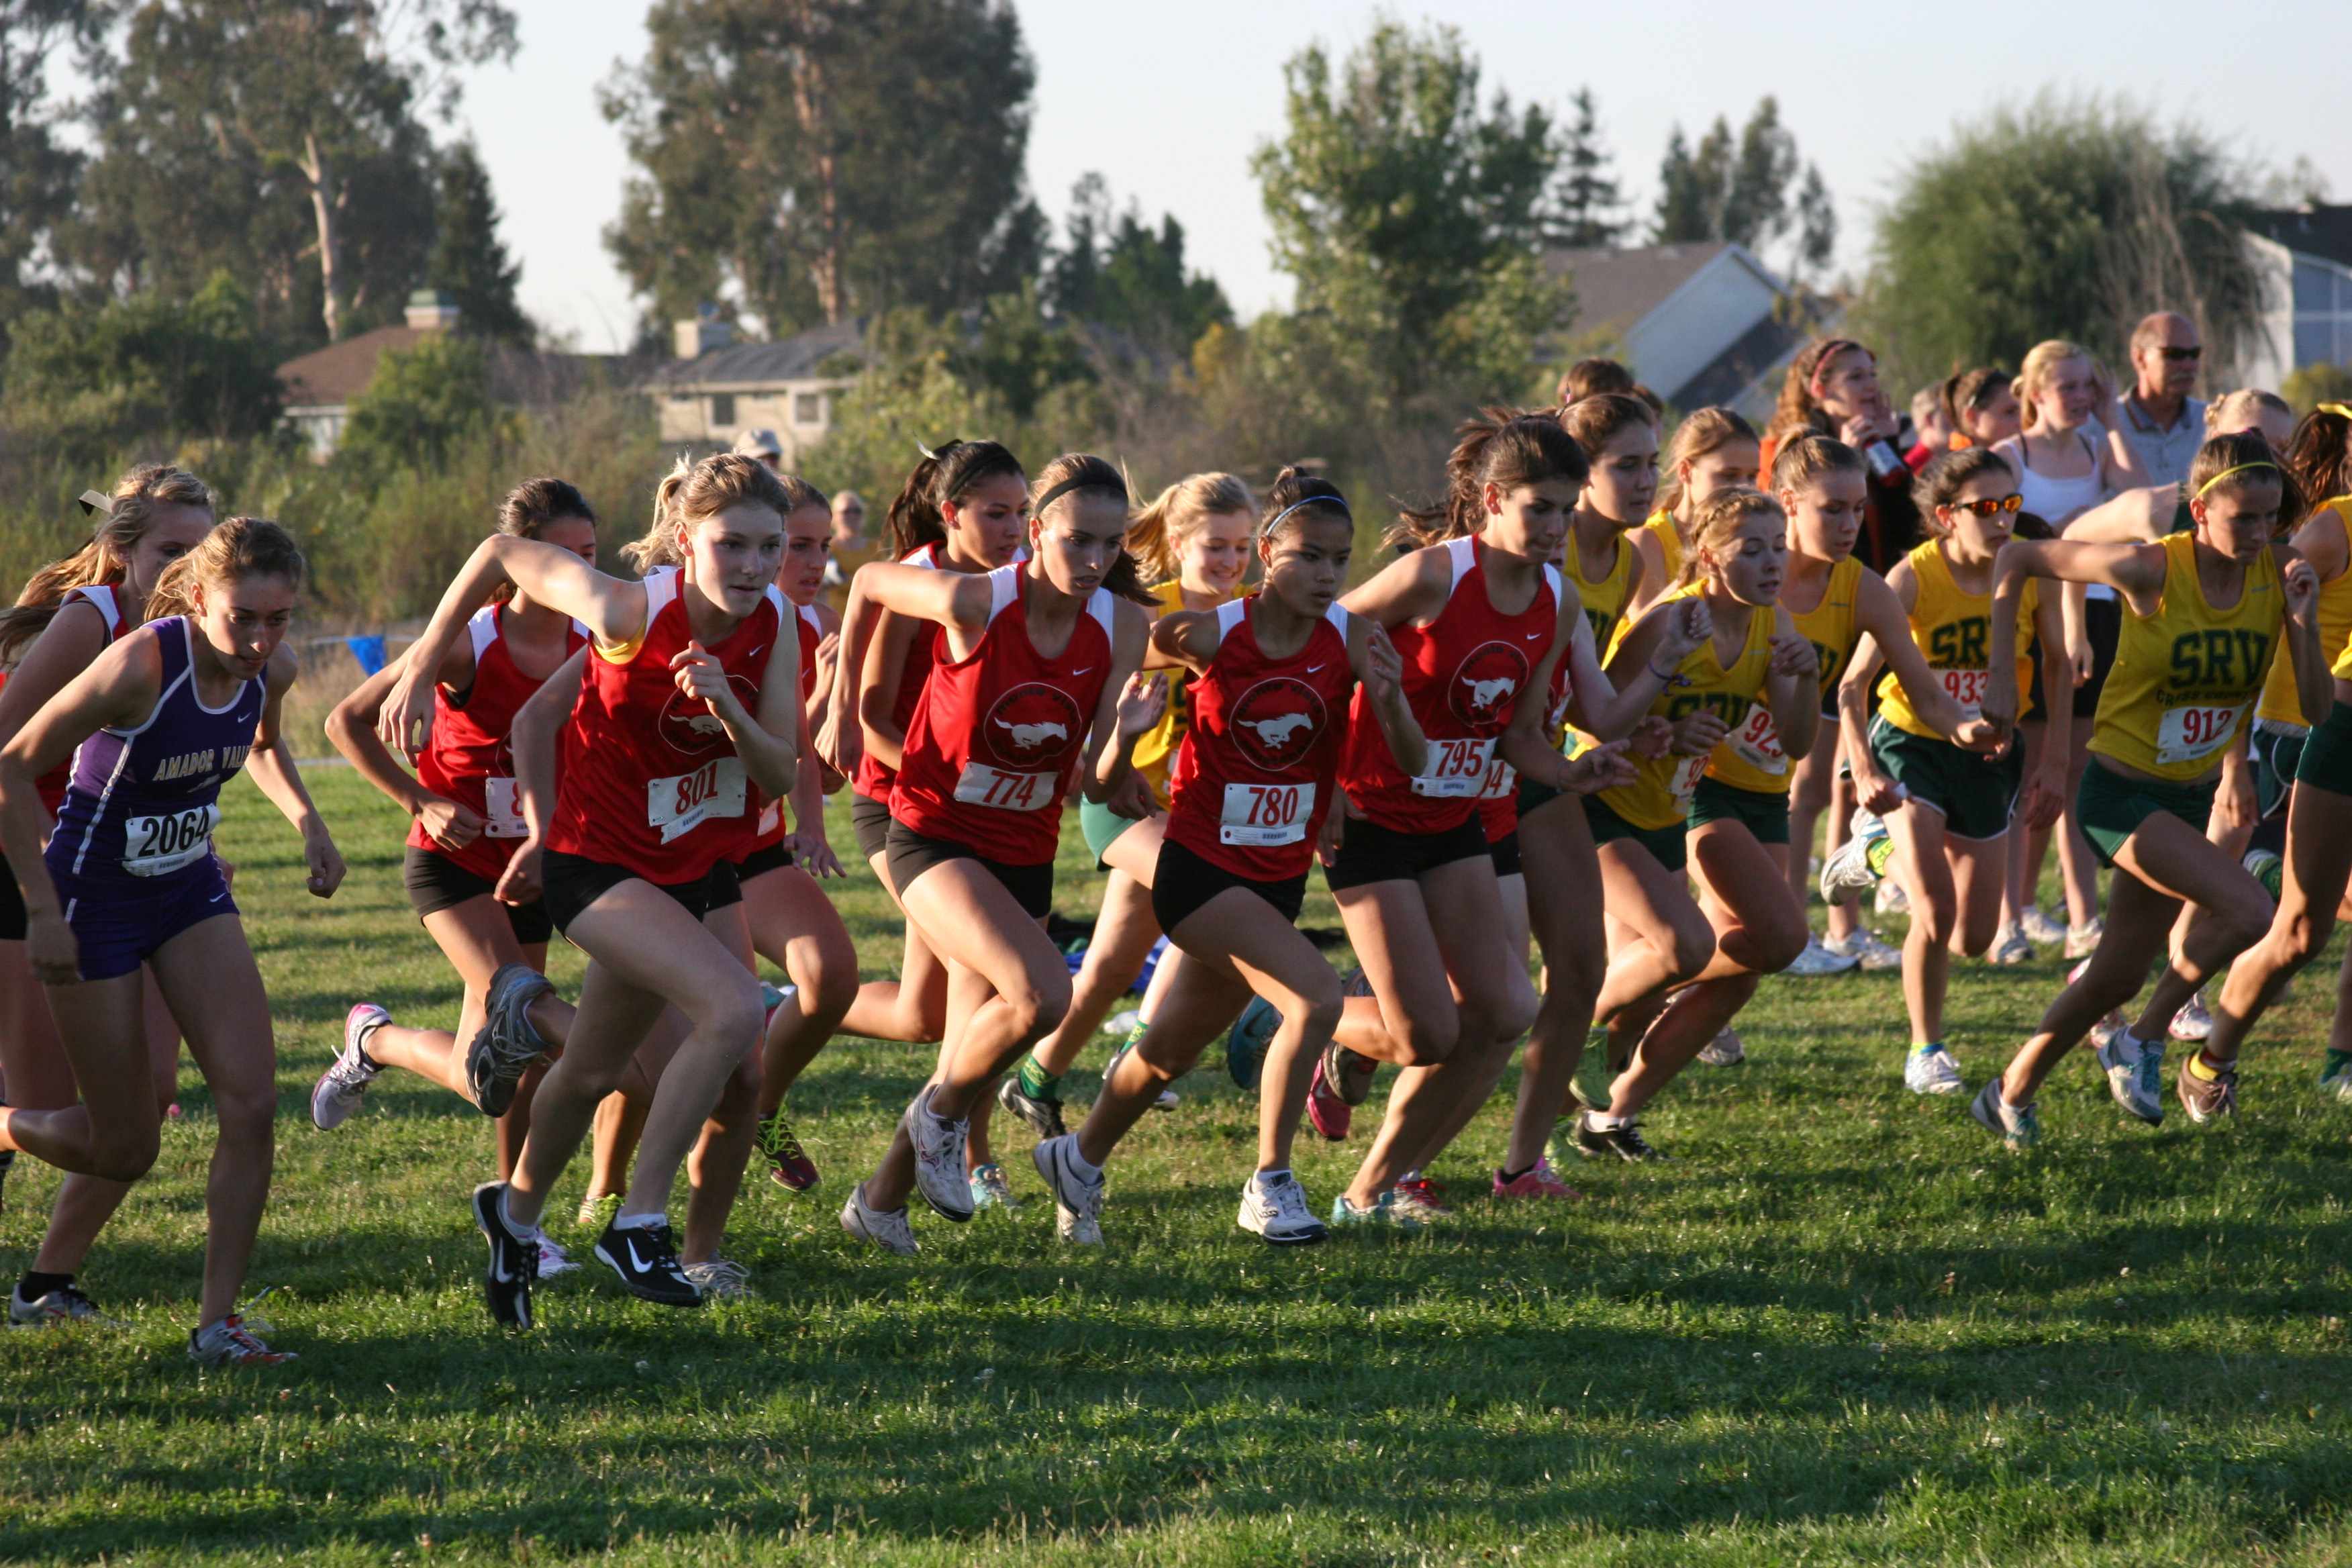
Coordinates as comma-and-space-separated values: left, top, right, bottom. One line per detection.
1652, 97, 1834, 279
0, 1, 104, 353
427, 140, 530, 344
1046, 173, 1231, 355
1545, 87, 1628, 248
603, 0, 1048, 340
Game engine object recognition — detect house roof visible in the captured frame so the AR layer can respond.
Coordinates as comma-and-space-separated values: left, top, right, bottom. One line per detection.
2247, 204, 2352, 270
277, 326, 433, 408
1545, 242, 1732, 336
1667, 299, 1827, 411
648, 318, 867, 388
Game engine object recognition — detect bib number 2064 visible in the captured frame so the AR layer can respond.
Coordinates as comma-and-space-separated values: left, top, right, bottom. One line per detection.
123, 803, 219, 877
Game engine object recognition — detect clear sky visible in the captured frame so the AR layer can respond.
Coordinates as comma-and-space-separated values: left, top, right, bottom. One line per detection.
458, 0, 2348, 352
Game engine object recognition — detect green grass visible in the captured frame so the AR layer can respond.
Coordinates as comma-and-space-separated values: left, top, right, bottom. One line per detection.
3, 765, 2349, 1565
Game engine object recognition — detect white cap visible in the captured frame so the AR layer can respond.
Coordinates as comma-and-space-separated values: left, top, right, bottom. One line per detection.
732, 427, 783, 459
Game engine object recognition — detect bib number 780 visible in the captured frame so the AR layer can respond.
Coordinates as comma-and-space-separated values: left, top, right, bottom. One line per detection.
1221, 781, 1316, 846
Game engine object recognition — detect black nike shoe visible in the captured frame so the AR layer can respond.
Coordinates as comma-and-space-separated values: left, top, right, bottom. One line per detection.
471, 1181, 537, 1330
1571, 1110, 1673, 1163
996, 1075, 1067, 1140
593, 1218, 703, 1308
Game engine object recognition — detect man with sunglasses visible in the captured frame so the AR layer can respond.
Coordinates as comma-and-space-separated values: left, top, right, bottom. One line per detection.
2112, 313, 2208, 488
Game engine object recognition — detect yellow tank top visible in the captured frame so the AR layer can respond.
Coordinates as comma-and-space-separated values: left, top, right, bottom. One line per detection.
2259, 496, 2352, 721
1643, 509, 1684, 583
2092, 531, 2283, 781
1130, 579, 1211, 801
1877, 539, 2039, 740
1565, 527, 1635, 650
1579, 583, 1778, 830
1707, 554, 1862, 795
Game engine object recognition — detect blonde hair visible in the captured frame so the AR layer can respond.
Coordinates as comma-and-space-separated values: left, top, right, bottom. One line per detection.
0, 465, 214, 667
2206, 387, 2290, 434
1674, 487, 1783, 590
1657, 407, 1759, 518
1771, 433, 1867, 495
1124, 472, 1255, 584
145, 516, 306, 623
623, 452, 798, 572
2012, 340, 2111, 432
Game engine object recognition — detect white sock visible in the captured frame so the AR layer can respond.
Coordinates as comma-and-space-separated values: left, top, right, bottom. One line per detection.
1586, 1111, 1627, 1132
1256, 1166, 1292, 1186
613, 1210, 666, 1231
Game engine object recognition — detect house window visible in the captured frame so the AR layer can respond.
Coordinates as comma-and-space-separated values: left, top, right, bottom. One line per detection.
795, 391, 825, 426
709, 393, 736, 426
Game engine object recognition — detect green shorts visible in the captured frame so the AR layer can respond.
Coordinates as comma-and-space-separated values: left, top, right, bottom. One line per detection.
1868, 716, 2022, 842
1587, 794, 1687, 873
1080, 795, 1149, 867
1688, 777, 1790, 844
2249, 719, 2309, 820
2293, 701, 2352, 799
2074, 756, 2219, 869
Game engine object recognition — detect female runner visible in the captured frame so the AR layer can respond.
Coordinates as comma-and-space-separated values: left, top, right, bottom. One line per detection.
1634, 407, 1760, 598
1939, 367, 2021, 454
1971, 432, 2324, 1145
0, 516, 344, 1365
1029, 469, 1428, 1244
820, 453, 1157, 1254
380, 451, 799, 1324
0, 467, 215, 1327
999, 473, 1256, 1142
1821, 450, 2069, 1091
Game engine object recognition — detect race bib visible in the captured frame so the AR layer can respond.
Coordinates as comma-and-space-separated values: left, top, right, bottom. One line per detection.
1221, 781, 1316, 846
123, 803, 219, 877
1413, 736, 1497, 798
647, 757, 747, 844
952, 762, 1054, 812
1477, 756, 1517, 800
1730, 702, 1786, 774
1941, 668, 1990, 718
1670, 754, 1708, 802
2156, 703, 2245, 766
482, 777, 527, 839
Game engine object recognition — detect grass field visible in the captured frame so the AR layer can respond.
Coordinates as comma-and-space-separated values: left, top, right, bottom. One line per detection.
3, 764, 2349, 1566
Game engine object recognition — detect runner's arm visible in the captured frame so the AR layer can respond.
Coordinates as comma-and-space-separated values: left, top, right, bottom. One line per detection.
245, 644, 342, 897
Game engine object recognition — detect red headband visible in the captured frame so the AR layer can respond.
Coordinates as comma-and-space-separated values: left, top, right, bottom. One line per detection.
1808, 339, 1866, 400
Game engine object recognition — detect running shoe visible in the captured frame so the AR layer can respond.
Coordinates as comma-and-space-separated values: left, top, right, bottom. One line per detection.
1969, 1079, 2040, 1151
2320, 1050, 2352, 1101
754, 1111, 820, 1191
1238, 1170, 1327, 1244
903, 1085, 975, 1222
1153, 1085, 1180, 1112
2169, 990, 2214, 1042
1819, 812, 1888, 900
1390, 1173, 1455, 1222
2243, 847, 2284, 903
996, 1074, 1067, 1140
310, 1003, 387, 1130
593, 1217, 702, 1307
468, 963, 554, 1118
682, 1258, 754, 1299
1904, 1042, 1965, 1096
9, 1281, 118, 1328
577, 1191, 621, 1233
1875, 879, 1910, 916
1305, 1051, 1352, 1141
2016, 905, 2068, 946
2063, 918, 2106, 960
1783, 935, 1860, 977
1697, 1027, 1745, 1066
472, 1181, 537, 1329
1822, 929, 1902, 972
1100, 1036, 1179, 1112
1327, 1189, 1422, 1231
1491, 1159, 1582, 1202
2176, 1051, 2239, 1125
1225, 995, 1279, 1091
530, 1232, 581, 1279
1989, 926, 2033, 967
2068, 959, 2128, 1050
187, 1312, 295, 1367
1032, 1134, 1104, 1245
1570, 1110, 1671, 1162
840, 1181, 918, 1256
2096, 1032, 2166, 1125
969, 1163, 1021, 1212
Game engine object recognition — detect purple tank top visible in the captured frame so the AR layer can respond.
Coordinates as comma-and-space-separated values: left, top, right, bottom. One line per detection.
48, 618, 264, 883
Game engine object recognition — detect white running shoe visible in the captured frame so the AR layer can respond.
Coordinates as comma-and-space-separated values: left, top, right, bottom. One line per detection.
839, 1182, 918, 1256
1822, 929, 1902, 972
1697, 1028, 1746, 1066
1819, 814, 1886, 901
2016, 905, 2068, 946
2096, 1031, 2166, 1125
1238, 1170, 1327, 1245
2064, 918, 2106, 959
187, 1308, 295, 1366
1153, 1087, 1180, 1111
529, 1231, 580, 1279
682, 1258, 754, 1298
1969, 1079, 2040, 1151
1904, 1043, 1965, 1095
902, 1085, 975, 1222
1875, 878, 1910, 916
310, 1003, 387, 1130
1032, 1134, 1105, 1246
1783, 936, 1860, 977
9, 1282, 119, 1328
2169, 989, 2214, 1042
1989, 926, 2033, 967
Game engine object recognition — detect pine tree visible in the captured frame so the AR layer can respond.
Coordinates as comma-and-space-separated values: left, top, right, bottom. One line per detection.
427, 141, 531, 345
1547, 87, 1628, 247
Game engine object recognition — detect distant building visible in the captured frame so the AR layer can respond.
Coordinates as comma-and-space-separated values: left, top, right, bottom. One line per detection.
275, 290, 614, 460
642, 313, 865, 462
1545, 242, 1832, 421
2241, 203, 2352, 391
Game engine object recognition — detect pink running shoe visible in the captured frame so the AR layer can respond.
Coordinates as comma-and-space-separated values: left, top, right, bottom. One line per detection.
1305, 1053, 1352, 1141
1491, 1159, 1583, 1202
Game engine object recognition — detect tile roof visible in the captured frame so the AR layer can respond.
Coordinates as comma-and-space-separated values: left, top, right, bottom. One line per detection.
646, 318, 867, 387
277, 326, 431, 407
1545, 242, 1732, 335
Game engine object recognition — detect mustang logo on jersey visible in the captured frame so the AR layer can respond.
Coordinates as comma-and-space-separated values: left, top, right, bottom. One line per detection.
1228, 677, 1329, 771
1448, 642, 1530, 730
658, 673, 761, 758
983, 683, 1085, 766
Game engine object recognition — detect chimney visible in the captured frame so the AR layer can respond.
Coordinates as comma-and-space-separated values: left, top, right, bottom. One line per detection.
405, 289, 461, 332
675, 306, 732, 361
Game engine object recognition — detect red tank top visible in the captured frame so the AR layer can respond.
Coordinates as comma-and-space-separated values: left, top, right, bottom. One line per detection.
891, 565, 1116, 866
1338, 536, 1561, 835
850, 542, 943, 804
1166, 597, 1355, 882
548, 567, 787, 884
28, 586, 129, 815
1474, 635, 1575, 843
744, 601, 826, 854
407, 603, 589, 882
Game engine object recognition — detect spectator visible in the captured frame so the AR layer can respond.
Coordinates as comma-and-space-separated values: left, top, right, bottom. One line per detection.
732, 427, 785, 471
821, 487, 875, 611
829, 489, 867, 552
2109, 312, 2207, 487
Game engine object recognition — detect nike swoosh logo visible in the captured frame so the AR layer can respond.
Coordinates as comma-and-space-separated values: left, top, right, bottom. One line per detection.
1069, 667, 1093, 676
209, 892, 228, 904
1305, 664, 1326, 673
624, 1237, 648, 1271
